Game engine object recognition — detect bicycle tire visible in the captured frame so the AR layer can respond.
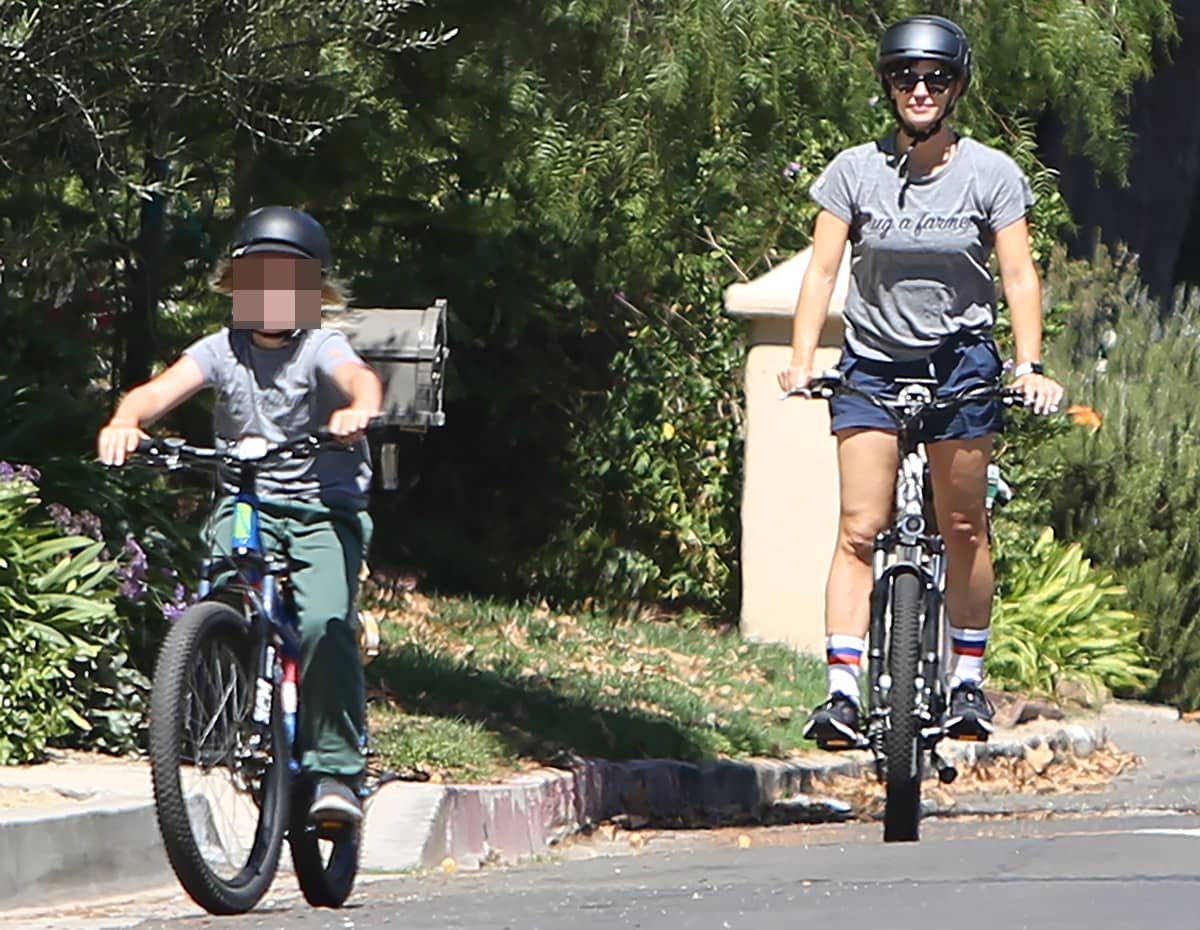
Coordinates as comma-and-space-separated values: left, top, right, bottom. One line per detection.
288, 778, 362, 907
148, 601, 290, 914
883, 571, 923, 843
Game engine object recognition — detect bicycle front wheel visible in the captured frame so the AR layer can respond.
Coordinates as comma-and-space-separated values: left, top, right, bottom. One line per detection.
148, 601, 290, 914
883, 571, 923, 843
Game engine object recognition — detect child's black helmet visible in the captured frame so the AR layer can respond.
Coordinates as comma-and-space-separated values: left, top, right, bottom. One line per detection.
230, 206, 333, 274
876, 15, 972, 92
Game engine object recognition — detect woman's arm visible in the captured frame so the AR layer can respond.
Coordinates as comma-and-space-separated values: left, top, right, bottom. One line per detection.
778, 210, 851, 392
995, 217, 1064, 415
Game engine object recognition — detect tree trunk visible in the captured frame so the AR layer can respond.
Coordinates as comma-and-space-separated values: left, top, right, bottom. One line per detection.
121, 151, 168, 389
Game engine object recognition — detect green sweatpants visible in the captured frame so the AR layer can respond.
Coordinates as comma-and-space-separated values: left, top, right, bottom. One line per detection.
204, 496, 373, 778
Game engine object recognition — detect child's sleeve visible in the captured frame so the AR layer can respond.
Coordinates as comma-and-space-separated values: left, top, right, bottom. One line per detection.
181, 332, 224, 387
314, 330, 371, 381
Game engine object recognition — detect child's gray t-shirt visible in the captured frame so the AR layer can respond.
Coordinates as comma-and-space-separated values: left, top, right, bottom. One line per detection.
184, 328, 372, 508
809, 135, 1034, 362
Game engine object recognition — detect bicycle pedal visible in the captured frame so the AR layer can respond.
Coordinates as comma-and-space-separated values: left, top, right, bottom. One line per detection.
817, 735, 870, 751
315, 820, 353, 839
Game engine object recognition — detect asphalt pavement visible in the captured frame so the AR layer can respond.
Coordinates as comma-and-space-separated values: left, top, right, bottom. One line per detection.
0, 699, 1195, 928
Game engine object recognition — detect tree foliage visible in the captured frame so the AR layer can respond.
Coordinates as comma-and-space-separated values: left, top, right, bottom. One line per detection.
0, 0, 1179, 626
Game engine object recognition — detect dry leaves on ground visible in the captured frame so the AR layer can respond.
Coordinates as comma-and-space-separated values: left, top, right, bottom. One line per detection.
819, 740, 1138, 819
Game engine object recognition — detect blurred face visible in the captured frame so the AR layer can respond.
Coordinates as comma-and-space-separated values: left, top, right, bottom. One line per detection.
230, 253, 321, 332
884, 59, 962, 133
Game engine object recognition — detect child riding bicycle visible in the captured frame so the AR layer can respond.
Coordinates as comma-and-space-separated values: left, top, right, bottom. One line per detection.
97, 206, 383, 825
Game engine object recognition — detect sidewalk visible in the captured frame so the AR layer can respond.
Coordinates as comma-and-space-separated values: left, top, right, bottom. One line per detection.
0, 701, 1190, 911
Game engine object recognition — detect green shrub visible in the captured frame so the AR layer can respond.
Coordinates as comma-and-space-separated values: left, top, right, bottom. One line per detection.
0, 466, 150, 762
989, 527, 1156, 698
1023, 247, 1200, 708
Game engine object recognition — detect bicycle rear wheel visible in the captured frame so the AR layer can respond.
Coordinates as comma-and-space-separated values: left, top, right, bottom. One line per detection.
288, 776, 362, 907
883, 571, 924, 842
148, 601, 289, 914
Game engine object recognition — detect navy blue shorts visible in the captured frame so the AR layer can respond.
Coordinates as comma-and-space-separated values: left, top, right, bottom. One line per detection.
829, 334, 1004, 441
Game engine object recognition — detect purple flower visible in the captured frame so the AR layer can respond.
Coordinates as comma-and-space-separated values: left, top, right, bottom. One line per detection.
46, 502, 103, 539
78, 510, 103, 540
162, 584, 198, 621
782, 161, 801, 180
120, 576, 148, 601
123, 536, 148, 579
47, 502, 77, 535
0, 461, 14, 481
16, 464, 40, 483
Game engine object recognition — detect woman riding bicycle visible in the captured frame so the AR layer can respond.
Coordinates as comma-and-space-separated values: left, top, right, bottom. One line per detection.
97, 206, 383, 824
777, 15, 1065, 747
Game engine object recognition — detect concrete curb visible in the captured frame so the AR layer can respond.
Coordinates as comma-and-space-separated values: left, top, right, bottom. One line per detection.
363, 718, 1112, 872
1, 718, 1111, 908
0, 801, 171, 909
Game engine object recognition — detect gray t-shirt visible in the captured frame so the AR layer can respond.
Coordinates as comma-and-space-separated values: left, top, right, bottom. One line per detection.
184, 328, 372, 508
810, 135, 1034, 362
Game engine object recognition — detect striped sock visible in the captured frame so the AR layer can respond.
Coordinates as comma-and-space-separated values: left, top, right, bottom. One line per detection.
826, 634, 866, 703
950, 626, 990, 685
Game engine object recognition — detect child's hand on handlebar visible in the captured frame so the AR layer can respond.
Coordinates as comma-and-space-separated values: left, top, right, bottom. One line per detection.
98, 422, 149, 467
327, 407, 379, 443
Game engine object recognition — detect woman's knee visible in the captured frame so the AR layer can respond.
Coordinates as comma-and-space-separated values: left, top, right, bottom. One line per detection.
837, 518, 885, 562
940, 508, 989, 550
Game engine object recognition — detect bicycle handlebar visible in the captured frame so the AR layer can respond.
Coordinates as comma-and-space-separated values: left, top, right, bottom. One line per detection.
781, 372, 1030, 430
132, 426, 376, 472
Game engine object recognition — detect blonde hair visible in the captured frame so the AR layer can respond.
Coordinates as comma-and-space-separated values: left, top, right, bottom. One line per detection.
209, 257, 352, 309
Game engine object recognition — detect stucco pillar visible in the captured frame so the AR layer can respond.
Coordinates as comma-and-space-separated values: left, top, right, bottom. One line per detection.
724, 247, 849, 656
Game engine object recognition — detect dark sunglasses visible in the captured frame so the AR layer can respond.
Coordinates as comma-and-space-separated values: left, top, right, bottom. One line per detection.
885, 66, 957, 94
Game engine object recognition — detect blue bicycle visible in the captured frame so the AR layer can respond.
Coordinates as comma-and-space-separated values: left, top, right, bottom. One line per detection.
132, 431, 384, 913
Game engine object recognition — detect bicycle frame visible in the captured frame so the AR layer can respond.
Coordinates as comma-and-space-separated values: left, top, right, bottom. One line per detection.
153, 436, 324, 778
863, 380, 952, 774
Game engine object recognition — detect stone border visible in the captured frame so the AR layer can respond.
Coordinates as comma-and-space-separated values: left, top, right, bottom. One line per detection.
362, 720, 1110, 872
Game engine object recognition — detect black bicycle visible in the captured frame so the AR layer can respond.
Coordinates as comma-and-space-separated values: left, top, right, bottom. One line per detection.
127, 431, 399, 913
790, 373, 1026, 842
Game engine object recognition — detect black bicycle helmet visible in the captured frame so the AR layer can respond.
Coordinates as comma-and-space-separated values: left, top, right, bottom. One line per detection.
230, 206, 333, 274
876, 15, 972, 91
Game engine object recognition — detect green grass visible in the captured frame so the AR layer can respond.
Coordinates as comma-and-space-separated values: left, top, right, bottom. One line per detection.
363, 590, 826, 783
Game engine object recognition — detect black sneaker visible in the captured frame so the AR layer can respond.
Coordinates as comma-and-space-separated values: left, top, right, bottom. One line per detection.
308, 776, 364, 827
803, 692, 866, 750
944, 681, 995, 742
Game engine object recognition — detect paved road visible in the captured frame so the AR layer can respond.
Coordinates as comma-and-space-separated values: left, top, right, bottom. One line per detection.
9, 811, 1198, 930
3, 701, 1195, 930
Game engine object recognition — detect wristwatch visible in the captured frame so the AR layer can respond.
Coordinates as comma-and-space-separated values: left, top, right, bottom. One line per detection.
1013, 361, 1045, 378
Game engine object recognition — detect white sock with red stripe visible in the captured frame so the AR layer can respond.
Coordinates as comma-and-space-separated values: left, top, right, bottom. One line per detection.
825, 634, 866, 703
950, 625, 990, 685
